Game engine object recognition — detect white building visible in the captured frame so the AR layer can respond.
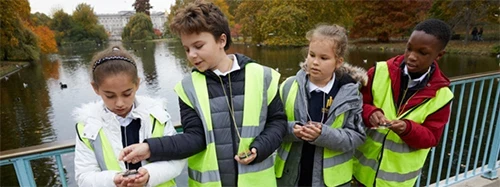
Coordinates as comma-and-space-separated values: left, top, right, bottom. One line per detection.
97, 11, 167, 41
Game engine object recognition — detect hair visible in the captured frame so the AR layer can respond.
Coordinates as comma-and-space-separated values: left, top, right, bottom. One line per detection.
169, 1, 232, 50
306, 24, 348, 60
90, 45, 138, 87
414, 19, 451, 50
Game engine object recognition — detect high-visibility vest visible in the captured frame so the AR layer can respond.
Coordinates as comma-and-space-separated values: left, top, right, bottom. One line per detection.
76, 115, 176, 187
275, 76, 354, 186
353, 62, 453, 187
174, 63, 280, 187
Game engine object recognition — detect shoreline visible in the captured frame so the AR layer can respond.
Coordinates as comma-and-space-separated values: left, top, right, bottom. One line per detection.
0, 61, 30, 79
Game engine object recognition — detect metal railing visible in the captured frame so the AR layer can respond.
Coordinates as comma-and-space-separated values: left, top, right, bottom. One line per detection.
1, 72, 499, 187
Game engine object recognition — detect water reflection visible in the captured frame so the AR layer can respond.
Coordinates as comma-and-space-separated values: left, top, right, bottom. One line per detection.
0, 41, 498, 186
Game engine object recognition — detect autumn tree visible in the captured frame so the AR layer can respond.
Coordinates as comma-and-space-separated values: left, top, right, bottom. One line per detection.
31, 12, 52, 26
122, 13, 155, 42
429, 0, 499, 43
70, 3, 107, 44
349, 0, 432, 43
133, 0, 153, 16
0, 0, 40, 61
31, 26, 58, 54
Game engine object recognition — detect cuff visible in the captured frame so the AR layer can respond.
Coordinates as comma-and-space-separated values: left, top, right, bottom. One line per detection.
143, 138, 160, 162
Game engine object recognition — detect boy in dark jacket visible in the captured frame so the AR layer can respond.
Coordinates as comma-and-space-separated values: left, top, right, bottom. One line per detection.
119, 1, 287, 187
353, 19, 454, 187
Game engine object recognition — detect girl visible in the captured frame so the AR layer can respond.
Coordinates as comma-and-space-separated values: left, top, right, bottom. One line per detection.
73, 46, 185, 187
275, 24, 367, 187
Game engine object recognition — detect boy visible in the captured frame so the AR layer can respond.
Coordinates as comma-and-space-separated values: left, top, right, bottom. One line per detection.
119, 1, 287, 187
353, 19, 454, 187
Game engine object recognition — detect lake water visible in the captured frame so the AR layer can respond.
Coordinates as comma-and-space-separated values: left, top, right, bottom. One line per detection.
1, 41, 499, 186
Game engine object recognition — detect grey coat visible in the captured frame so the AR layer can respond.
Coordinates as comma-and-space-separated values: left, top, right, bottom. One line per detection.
277, 63, 367, 187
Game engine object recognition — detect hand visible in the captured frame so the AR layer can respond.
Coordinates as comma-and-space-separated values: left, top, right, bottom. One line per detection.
114, 173, 134, 187
119, 143, 151, 164
369, 111, 390, 127
234, 148, 257, 165
293, 124, 304, 139
299, 121, 322, 142
126, 168, 149, 187
389, 120, 407, 134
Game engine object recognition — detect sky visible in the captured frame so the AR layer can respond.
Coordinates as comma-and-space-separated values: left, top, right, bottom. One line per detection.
29, 0, 176, 15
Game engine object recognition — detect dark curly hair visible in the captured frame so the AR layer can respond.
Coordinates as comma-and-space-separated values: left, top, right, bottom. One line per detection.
414, 19, 451, 50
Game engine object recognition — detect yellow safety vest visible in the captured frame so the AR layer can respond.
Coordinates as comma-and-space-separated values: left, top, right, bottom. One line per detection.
174, 63, 280, 187
353, 62, 453, 187
77, 115, 176, 187
275, 77, 353, 186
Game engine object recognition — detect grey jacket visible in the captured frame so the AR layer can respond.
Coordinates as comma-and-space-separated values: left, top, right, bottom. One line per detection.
277, 63, 367, 187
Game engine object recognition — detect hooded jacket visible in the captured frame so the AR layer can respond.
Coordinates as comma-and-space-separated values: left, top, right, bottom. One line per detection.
73, 96, 186, 187
361, 55, 452, 149
145, 54, 287, 186
277, 63, 367, 187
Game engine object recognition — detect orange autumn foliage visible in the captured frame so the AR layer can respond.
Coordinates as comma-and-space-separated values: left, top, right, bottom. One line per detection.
32, 26, 58, 54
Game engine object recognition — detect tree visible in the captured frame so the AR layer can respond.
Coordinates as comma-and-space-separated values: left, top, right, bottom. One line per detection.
133, 0, 153, 16
0, 0, 40, 61
50, 9, 74, 45
31, 26, 58, 54
349, 0, 432, 43
122, 13, 155, 42
429, 0, 500, 43
211, 0, 234, 27
71, 3, 107, 44
31, 12, 52, 26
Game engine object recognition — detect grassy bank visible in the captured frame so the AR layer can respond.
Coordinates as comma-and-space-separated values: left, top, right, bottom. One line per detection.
0, 61, 30, 78
350, 40, 499, 56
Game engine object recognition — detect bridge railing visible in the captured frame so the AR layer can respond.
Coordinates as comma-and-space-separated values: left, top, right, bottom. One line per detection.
1, 72, 499, 187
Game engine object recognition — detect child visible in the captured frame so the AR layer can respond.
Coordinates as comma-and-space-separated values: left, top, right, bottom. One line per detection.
73, 46, 186, 187
275, 24, 367, 187
353, 19, 454, 187
118, 1, 287, 187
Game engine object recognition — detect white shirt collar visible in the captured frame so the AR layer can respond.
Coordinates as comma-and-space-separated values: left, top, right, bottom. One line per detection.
403, 65, 430, 88
308, 73, 336, 93
105, 103, 136, 127
214, 54, 240, 76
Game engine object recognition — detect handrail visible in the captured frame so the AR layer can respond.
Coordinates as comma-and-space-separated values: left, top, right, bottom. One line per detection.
0, 124, 183, 161
449, 71, 500, 82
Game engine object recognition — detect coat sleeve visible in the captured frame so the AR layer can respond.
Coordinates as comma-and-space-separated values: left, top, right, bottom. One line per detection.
361, 66, 383, 127
311, 94, 366, 152
282, 121, 303, 142
399, 103, 451, 149
142, 118, 187, 187
250, 92, 287, 163
145, 98, 206, 161
74, 130, 118, 187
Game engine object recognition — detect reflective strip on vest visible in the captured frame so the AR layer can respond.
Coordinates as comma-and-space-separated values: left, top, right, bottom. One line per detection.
275, 76, 354, 186
354, 62, 453, 187
174, 63, 279, 187
76, 116, 176, 187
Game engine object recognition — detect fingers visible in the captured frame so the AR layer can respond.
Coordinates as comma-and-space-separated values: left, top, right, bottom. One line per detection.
389, 120, 407, 134
131, 168, 149, 186
119, 145, 135, 162
234, 148, 257, 165
300, 124, 321, 141
370, 111, 389, 126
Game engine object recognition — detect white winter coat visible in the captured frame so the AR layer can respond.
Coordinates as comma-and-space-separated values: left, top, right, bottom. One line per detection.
73, 95, 186, 187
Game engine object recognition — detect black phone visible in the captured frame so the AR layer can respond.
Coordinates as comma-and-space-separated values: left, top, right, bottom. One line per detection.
122, 170, 139, 177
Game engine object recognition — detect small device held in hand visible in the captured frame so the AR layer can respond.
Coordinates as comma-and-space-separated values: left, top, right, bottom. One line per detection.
122, 170, 139, 178
238, 151, 253, 159
371, 123, 392, 129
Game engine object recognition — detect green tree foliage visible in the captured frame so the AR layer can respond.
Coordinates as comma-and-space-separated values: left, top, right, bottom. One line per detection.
31, 12, 51, 26
133, 0, 153, 16
429, 0, 499, 43
50, 9, 74, 45
349, 0, 432, 43
0, 0, 40, 61
70, 3, 107, 44
122, 13, 155, 42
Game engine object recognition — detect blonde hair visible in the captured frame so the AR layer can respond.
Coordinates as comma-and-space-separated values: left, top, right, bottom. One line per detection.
306, 24, 348, 59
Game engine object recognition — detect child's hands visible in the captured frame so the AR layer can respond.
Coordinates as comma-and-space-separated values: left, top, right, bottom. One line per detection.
234, 148, 257, 165
127, 168, 149, 187
300, 121, 322, 141
369, 111, 390, 127
293, 124, 304, 138
113, 173, 134, 187
389, 120, 407, 134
